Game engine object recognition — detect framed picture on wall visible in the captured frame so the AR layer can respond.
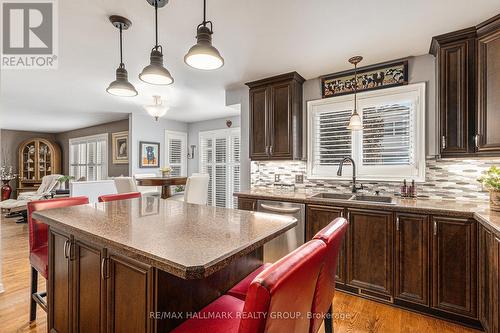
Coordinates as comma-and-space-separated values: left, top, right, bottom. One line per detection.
139, 141, 160, 168
112, 131, 129, 164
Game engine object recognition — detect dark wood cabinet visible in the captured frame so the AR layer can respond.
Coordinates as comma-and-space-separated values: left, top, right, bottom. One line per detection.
346, 208, 394, 301
431, 216, 477, 318
306, 205, 346, 283
493, 237, 500, 333
430, 14, 500, 157
237, 198, 256, 211
479, 225, 494, 332
394, 213, 430, 306
246, 72, 305, 160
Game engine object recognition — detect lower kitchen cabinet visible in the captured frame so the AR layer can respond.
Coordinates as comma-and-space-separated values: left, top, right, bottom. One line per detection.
346, 208, 394, 301
394, 213, 430, 306
431, 216, 477, 318
480, 226, 500, 333
494, 237, 500, 333
306, 205, 346, 283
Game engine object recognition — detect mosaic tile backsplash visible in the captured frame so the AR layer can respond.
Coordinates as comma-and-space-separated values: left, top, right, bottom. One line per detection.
251, 159, 500, 202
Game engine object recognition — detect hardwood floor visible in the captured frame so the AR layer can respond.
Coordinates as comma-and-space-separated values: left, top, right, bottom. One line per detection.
0, 214, 481, 333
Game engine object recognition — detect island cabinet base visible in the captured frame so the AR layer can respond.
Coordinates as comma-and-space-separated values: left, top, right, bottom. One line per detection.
48, 227, 264, 333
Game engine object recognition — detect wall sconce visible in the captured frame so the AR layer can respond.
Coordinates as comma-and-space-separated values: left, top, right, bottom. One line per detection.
187, 145, 196, 159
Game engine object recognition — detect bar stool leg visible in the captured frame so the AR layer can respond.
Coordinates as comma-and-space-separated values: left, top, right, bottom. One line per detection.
324, 304, 333, 333
29, 267, 38, 322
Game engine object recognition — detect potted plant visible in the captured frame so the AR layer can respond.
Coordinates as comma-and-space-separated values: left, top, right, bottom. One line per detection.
478, 166, 500, 212
57, 175, 75, 190
160, 166, 172, 178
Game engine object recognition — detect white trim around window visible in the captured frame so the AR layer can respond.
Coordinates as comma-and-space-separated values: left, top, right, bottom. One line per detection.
307, 82, 426, 182
165, 130, 188, 177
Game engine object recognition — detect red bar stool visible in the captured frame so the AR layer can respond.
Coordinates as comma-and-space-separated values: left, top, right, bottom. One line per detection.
172, 239, 328, 333
27, 196, 89, 322
98, 192, 141, 202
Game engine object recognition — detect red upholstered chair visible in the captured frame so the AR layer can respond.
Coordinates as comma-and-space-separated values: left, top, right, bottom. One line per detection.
27, 196, 89, 322
172, 239, 327, 333
310, 217, 349, 333
98, 192, 141, 202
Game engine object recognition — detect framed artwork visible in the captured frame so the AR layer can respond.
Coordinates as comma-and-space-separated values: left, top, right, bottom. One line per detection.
139, 141, 160, 168
112, 131, 129, 164
321, 59, 408, 98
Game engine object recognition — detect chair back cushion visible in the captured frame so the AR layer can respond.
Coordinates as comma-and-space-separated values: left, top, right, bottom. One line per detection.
37, 174, 62, 195
184, 174, 209, 205
114, 177, 138, 194
310, 217, 348, 333
27, 196, 89, 252
239, 239, 327, 333
98, 192, 141, 202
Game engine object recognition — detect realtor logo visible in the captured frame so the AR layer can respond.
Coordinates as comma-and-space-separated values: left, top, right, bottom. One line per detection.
1, 0, 58, 69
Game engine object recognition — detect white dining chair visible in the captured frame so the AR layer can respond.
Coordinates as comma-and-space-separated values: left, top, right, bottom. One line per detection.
169, 174, 209, 205
134, 173, 160, 196
113, 177, 139, 194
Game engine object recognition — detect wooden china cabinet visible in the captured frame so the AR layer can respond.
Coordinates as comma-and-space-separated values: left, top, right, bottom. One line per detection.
18, 138, 61, 195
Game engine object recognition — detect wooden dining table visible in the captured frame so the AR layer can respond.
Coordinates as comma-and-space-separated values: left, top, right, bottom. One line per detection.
136, 176, 188, 199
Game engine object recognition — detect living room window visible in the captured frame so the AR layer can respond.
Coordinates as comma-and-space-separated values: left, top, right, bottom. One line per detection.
307, 83, 426, 181
69, 133, 108, 181
165, 131, 187, 176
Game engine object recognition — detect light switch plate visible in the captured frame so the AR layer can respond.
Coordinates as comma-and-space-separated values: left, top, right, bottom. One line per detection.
295, 174, 304, 184
274, 174, 280, 182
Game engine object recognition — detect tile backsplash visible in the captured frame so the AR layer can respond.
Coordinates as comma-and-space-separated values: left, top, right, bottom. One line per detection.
251, 158, 500, 202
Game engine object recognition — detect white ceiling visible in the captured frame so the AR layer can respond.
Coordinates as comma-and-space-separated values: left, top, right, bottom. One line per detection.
1, 0, 499, 132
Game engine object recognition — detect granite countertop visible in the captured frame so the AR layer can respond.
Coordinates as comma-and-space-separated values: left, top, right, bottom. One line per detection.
33, 197, 297, 279
235, 188, 500, 236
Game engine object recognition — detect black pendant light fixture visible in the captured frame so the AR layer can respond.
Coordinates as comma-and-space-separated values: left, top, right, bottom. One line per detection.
347, 56, 363, 131
106, 16, 138, 97
139, 0, 174, 85
184, 0, 224, 70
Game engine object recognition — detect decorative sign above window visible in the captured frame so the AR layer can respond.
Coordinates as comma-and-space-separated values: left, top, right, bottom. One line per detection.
321, 59, 409, 98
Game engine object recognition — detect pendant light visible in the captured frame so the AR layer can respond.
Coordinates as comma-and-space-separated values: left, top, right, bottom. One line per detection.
139, 0, 174, 85
347, 56, 363, 131
144, 95, 168, 121
184, 0, 224, 70
106, 16, 138, 97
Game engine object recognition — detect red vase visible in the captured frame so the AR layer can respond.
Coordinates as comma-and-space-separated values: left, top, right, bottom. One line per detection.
1, 181, 12, 201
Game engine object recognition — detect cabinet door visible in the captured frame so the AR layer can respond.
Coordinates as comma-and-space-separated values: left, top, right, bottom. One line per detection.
238, 198, 256, 211
346, 209, 393, 300
394, 213, 429, 306
438, 40, 473, 155
477, 29, 500, 154
249, 87, 270, 160
479, 226, 493, 332
306, 205, 345, 283
493, 237, 500, 333
48, 230, 72, 333
269, 82, 292, 159
431, 217, 477, 318
107, 254, 153, 333
73, 240, 105, 333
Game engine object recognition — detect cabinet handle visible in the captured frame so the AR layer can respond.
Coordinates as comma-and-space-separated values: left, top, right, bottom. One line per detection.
252, 201, 256, 211
269, 146, 273, 155
396, 217, 400, 231
63, 240, 70, 259
101, 258, 109, 280
265, 146, 270, 156
347, 211, 350, 220
340, 211, 344, 217
433, 221, 437, 236
474, 134, 480, 149
441, 136, 446, 150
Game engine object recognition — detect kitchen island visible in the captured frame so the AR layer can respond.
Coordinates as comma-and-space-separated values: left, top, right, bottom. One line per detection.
33, 196, 297, 333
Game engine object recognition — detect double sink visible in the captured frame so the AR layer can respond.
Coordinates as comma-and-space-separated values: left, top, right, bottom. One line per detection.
311, 192, 395, 204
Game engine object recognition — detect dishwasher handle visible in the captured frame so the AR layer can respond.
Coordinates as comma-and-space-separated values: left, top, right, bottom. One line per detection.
259, 203, 302, 214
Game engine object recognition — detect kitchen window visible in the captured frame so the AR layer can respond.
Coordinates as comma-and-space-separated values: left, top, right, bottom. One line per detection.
307, 83, 426, 181
199, 128, 240, 208
165, 131, 187, 176
69, 133, 108, 181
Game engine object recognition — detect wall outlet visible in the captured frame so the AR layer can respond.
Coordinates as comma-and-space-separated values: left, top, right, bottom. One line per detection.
274, 174, 280, 182
295, 174, 304, 184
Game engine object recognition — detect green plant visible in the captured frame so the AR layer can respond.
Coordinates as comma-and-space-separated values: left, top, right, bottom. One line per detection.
478, 166, 500, 191
174, 185, 184, 193
58, 175, 75, 184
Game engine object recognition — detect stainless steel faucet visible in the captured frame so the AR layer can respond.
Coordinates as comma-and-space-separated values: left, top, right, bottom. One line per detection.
337, 157, 364, 193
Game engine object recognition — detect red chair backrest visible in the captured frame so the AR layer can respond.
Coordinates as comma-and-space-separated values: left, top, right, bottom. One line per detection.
309, 217, 349, 333
239, 239, 327, 333
98, 192, 141, 202
27, 196, 89, 252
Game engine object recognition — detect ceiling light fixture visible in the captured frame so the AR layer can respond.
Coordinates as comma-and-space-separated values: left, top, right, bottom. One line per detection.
139, 0, 174, 85
106, 16, 138, 97
144, 95, 168, 121
347, 56, 363, 131
184, 0, 224, 70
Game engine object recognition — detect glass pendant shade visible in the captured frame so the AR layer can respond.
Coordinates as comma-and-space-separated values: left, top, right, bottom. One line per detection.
139, 49, 174, 85
144, 95, 168, 121
347, 111, 363, 130
184, 26, 224, 70
107, 66, 138, 97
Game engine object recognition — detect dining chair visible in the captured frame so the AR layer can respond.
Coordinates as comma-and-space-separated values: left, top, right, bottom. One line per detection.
169, 174, 209, 205
134, 173, 161, 196
171, 239, 327, 333
98, 192, 141, 202
27, 196, 89, 322
113, 176, 139, 193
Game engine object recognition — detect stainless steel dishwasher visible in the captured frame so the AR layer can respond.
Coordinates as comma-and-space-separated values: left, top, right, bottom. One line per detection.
257, 200, 305, 263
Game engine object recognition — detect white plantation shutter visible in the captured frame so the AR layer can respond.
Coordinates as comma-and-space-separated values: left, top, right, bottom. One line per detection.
165, 131, 187, 176
200, 128, 240, 208
69, 133, 108, 181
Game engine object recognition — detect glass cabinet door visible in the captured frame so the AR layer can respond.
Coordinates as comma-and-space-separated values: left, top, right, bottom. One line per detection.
23, 141, 36, 180
38, 141, 52, 179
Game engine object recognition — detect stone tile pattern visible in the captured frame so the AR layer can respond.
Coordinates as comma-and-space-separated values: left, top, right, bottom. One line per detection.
251, 159, 500, 202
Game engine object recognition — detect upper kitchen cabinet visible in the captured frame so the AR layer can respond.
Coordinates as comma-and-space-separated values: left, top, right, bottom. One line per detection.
430, 13, 500, 157
246, 72, 305, 160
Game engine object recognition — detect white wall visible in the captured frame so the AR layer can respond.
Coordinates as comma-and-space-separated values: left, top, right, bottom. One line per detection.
187, 116, 241, 175
129, 113, 188, 176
